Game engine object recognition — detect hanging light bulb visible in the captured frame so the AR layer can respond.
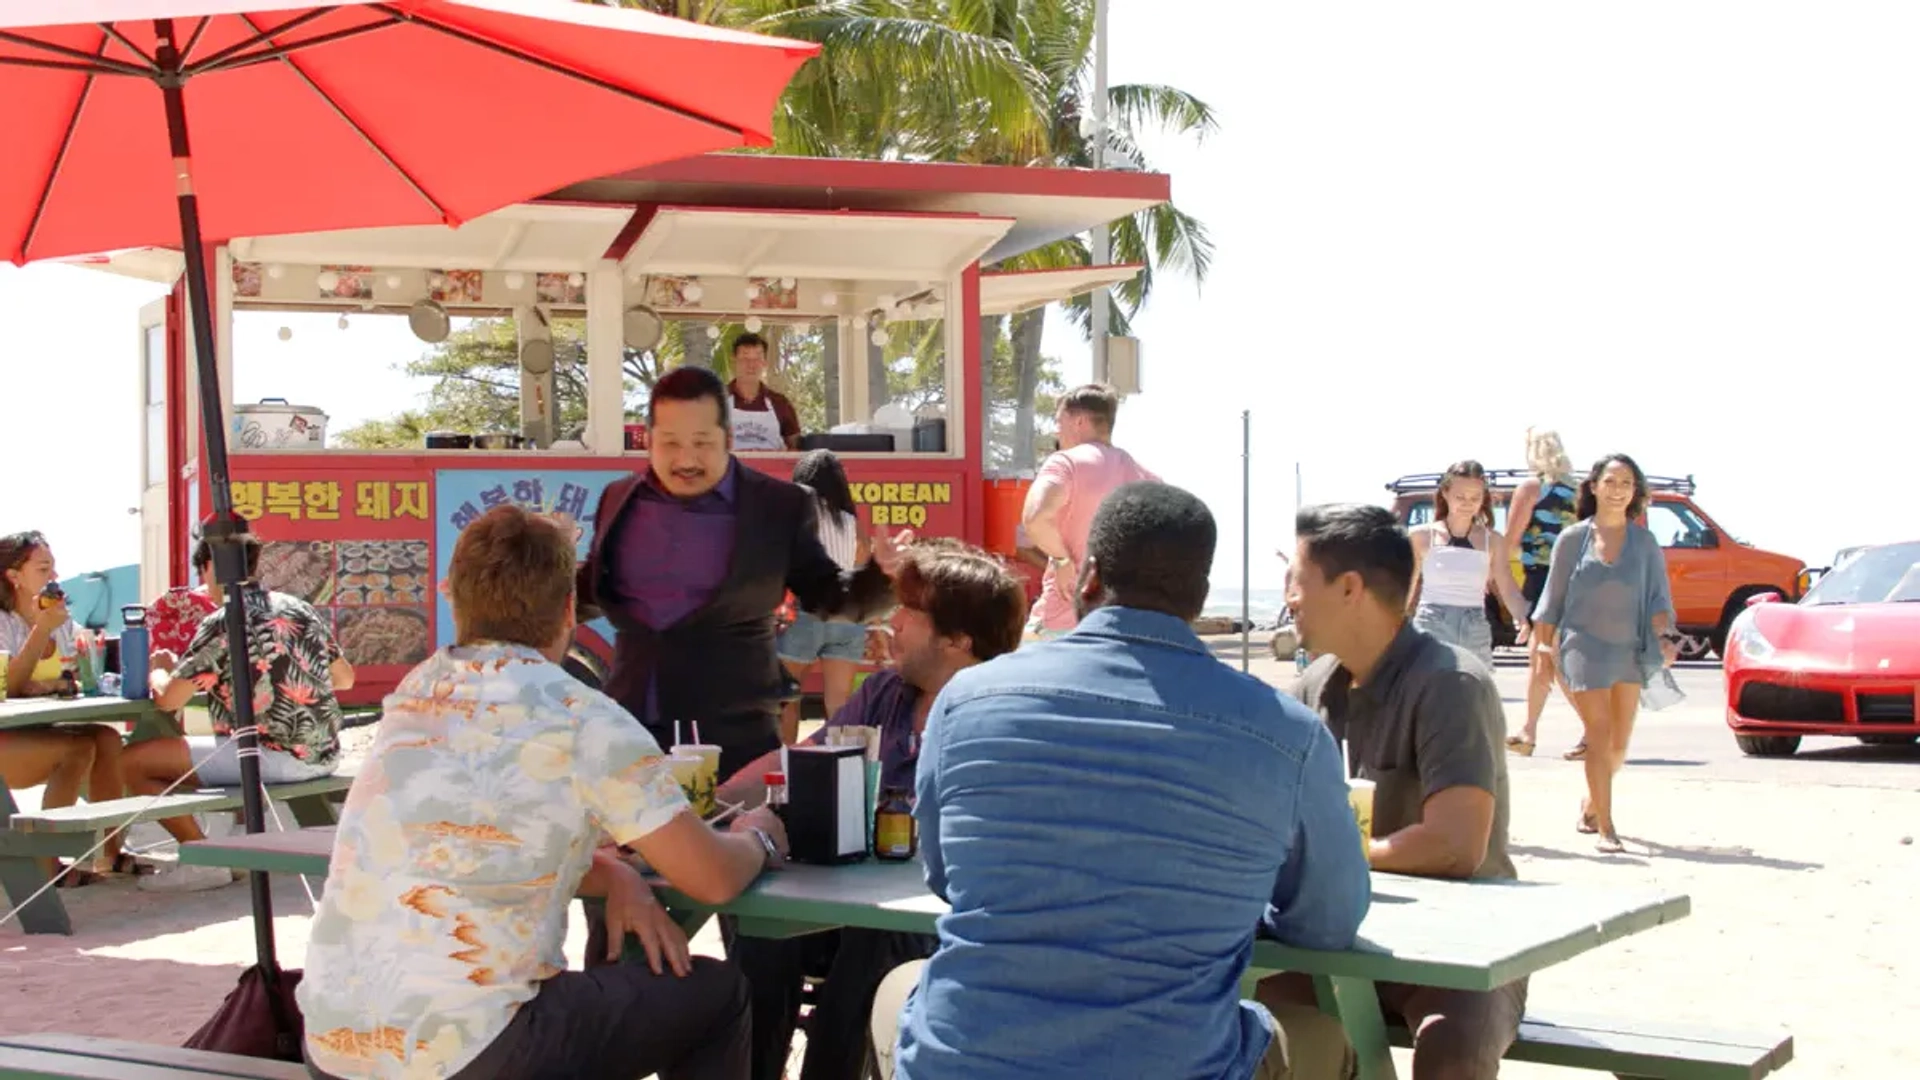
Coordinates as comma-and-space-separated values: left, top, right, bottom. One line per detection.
819, 291, 837, 307
683, 282, 704, 303
384, 274, 402, 290
503, 271, 525, 291
706, 325, 721, 340
870, 328, 891, 347
428, 272, 446, 289
745, 283, 760, 301
265, 264, 285, 280
315, 269, 340, 292
852, 315, 868, 330
277, 326, 293, 341
337, 313, 350, 330
567, 272, 584, 288
744, 315, 764, 332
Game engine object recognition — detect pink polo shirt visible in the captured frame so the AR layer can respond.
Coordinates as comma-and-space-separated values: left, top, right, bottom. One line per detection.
1027, 442, 1159, 631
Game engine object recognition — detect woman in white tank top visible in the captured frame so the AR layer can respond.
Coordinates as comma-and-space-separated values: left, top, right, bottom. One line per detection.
775, 451, 874, 741
1408, 460, 1534, 670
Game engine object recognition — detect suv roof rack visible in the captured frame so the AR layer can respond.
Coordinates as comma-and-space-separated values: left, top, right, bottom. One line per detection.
1384, 470, 1697, 497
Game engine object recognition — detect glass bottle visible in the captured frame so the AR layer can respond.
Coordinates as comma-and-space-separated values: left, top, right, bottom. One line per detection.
873, 788, 917, 861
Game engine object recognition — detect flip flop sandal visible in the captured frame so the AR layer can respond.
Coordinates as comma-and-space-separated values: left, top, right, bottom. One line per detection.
1596, 834, 1626, 855
53, 864, 104, 889
106, 853, 154, 876
1564, 742, 1588, 761
1577, 799, 1599, 834
1506, 736, 1536, 757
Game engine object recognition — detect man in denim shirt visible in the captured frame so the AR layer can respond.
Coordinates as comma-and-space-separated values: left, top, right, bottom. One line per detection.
878, 482, 1372, 1080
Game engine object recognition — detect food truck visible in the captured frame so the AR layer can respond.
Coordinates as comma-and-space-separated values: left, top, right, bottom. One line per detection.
94, 153, 1169, 705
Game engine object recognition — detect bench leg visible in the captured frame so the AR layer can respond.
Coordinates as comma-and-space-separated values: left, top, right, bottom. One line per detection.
0, 854, 72, 936
1316, 974, 1399, 1080
285, 793, 339, 828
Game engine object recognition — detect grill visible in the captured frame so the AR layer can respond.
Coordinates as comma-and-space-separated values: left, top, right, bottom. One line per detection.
1857, 692, 1917, 725
1737, 683, 1846, 723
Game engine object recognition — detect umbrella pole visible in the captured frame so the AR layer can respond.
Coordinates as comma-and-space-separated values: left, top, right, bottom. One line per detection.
154, 19, 280, 984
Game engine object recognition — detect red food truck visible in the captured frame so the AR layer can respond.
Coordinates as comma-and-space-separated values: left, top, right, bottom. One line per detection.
94, 154, 1168, 705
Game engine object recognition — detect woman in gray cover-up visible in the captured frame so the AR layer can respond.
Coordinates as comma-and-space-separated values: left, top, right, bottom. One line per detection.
1529, 454, 1679, 854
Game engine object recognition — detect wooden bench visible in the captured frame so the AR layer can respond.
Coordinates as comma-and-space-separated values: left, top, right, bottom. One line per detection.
0, 774, 352, 936
0, 1033, 303, 1079
1388, 1009, 1793, 1078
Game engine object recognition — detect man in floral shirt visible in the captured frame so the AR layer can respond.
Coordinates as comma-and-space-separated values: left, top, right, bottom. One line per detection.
118, 532, 355, 892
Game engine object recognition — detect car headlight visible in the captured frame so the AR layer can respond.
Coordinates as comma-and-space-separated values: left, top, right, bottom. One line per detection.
1729, 613, 1774, 662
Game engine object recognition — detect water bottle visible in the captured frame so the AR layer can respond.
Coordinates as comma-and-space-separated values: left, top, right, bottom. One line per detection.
1294, 647, 1309, 673
118, 605, 150, 701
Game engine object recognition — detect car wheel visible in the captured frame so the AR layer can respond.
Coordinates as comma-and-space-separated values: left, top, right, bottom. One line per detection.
1858, 734, 1920, 747
1735, 734, 1801, 757
1673, 633, 1712, 662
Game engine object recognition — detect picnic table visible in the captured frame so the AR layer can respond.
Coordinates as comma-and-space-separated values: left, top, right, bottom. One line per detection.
183, 827, 1692, 1080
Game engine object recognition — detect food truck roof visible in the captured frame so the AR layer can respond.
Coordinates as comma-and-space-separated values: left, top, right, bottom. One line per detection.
67, 153, 1170, 283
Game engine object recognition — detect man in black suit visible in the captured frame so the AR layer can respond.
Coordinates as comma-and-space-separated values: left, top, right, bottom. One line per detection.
577, 366, 903, 778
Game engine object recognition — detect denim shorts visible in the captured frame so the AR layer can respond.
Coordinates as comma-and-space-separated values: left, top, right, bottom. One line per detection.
776, 610, 869, 664
1414, 603, 1494, 670
187, 735, 336, 786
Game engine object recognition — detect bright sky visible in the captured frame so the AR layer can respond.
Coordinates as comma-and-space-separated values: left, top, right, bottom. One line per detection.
3, 3, 1914, 589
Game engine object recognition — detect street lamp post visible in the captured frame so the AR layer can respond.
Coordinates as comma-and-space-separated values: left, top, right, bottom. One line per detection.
1089, 0, 1111, 384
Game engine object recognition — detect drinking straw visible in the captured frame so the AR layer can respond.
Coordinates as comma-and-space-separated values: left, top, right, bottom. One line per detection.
674, 721, 683, 746
692, 721, 702, 744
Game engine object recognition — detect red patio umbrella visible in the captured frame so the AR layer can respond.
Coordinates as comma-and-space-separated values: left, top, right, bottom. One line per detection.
0, 0, 815, 1058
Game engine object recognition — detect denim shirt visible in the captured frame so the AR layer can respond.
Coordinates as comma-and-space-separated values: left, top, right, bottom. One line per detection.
898, 606, 1372, 1080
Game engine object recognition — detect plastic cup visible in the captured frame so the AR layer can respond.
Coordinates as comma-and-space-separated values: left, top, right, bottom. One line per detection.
0, 650, 9, 701
668, 753, 716, 818
671, 743, 721, 814
1348, 778, 1376, 855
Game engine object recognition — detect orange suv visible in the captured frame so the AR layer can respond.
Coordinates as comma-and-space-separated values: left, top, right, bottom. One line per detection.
1387, 470, 1807, 660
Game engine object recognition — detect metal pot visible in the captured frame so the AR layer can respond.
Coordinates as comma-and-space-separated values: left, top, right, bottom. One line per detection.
473, 433, 528, 451
424, 431, 472, 450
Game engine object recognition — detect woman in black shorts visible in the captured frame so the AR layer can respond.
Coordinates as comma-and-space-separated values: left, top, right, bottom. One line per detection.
1503, 428, 1580, 756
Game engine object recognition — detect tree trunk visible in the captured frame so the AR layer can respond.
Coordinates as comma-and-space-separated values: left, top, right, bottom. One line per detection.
979, 313, 1003, 473
822, 319, 841, 427
1009, 308, 1046, 472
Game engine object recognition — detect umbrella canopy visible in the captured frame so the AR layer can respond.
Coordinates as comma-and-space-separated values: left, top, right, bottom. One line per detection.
0, 0, 818, 263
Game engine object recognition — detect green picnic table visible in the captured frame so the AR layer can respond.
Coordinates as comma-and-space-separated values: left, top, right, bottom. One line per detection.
183, 827, 1691, 1080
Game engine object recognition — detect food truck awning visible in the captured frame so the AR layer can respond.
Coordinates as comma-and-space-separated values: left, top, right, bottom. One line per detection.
618, 206, 1015, 281
223, 203, 636, 273
978, 264, 1145, 316
60, 246, 186, 284
559, 154, 1169, 266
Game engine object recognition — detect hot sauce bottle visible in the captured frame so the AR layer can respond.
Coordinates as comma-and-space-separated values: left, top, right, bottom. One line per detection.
873, 788, 917, 861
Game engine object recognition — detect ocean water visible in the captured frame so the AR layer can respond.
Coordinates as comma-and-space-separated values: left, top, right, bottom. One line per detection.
1202, 587, 1289, 624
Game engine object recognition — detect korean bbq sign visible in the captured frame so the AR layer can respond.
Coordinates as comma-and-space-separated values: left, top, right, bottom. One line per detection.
230, 479, 429, 522
851, 480, 951, 528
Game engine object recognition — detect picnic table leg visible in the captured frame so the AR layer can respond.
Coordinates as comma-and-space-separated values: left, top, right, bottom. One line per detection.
1314, 974, 1398, 1080
0, 786, 72, 936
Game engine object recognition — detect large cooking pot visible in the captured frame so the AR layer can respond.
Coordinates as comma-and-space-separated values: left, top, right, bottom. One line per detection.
473, 433, 529, 451
233, 398, 327, 451
424, 431, 472, 450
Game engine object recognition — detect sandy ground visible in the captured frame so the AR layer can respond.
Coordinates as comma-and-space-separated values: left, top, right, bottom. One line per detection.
2, 680, 1913, 1077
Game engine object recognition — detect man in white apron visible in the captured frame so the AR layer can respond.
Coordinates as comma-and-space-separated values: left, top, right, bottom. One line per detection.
725, 332, 800, 451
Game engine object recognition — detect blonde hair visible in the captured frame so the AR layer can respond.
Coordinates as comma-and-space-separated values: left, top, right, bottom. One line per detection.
1525, 428, 1573, 484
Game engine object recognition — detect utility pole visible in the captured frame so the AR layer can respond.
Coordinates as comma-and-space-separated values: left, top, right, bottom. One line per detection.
1089, 0, 1111, 384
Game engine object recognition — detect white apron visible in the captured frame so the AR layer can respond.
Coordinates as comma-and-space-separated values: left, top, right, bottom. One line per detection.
731, 405, 785, 451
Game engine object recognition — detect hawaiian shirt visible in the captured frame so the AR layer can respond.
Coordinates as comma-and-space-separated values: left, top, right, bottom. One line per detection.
148, 586, 219, 656
172, 584, 343, 768
298, 643, 689, 1080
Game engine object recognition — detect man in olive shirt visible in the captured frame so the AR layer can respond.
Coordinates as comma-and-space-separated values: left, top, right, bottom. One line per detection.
1259, 503, 1520, 1080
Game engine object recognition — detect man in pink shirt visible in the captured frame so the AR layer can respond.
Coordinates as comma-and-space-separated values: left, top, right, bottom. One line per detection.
1020, 383, 1159, 638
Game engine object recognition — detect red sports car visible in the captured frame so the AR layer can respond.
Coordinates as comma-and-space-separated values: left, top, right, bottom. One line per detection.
1724, 540, 1920, 756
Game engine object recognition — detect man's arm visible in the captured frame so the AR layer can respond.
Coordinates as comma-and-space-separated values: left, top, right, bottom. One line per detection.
1019, 456, 1072, 561
1368, 670, 1501, 878
153, 614, 227, 712
914, 692, 950, 901
786, 492, 894, 623
1264, 719, 1371, 950
574, 480, 623, 624
715, 674, 888, 806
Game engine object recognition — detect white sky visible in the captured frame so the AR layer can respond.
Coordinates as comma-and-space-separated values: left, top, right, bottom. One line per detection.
3, 3, 1914, 589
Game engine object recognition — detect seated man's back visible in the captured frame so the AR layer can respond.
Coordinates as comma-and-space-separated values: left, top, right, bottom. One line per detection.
897, 483, 1369, 1080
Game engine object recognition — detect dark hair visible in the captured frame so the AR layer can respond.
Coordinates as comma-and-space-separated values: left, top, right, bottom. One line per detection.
1059, 382, 1121, 434
731, 332, 769, 356
1575, 453, 1649, 521
893, 543, 1028, 662
1295, 503, 1415, 609
1084, 481, 1216, 620
792, 449, 857, 521
190, 531, 264, 581
0, 531, 48, 615
448, 505, 575, 647
1434, 460, 1494, 527
648, 365, 730, 428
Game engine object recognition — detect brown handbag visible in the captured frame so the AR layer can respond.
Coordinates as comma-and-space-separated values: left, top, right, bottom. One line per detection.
183, 964, 306, 1063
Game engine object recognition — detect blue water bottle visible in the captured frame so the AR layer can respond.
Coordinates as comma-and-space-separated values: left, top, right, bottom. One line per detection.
118, 604, 150, 700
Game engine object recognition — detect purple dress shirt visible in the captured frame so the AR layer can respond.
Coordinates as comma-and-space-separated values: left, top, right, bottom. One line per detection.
607, 463, 739, 719
808, 669, 921, 791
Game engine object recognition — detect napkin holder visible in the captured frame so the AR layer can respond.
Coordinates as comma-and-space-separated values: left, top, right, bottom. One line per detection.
785, 744, 870, 865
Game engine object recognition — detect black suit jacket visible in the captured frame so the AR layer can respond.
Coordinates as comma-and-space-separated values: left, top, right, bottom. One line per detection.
577, 461, 894, 729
